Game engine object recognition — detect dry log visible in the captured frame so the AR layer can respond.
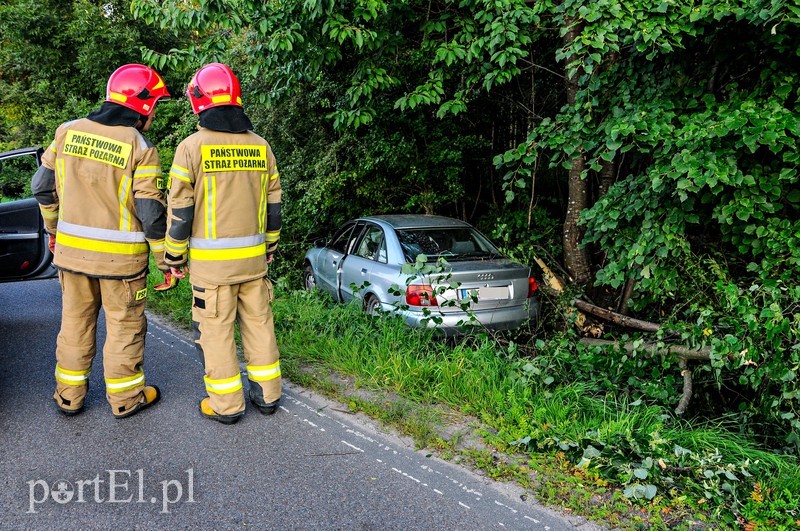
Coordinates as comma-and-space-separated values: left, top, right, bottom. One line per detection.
572, 299, 661, 333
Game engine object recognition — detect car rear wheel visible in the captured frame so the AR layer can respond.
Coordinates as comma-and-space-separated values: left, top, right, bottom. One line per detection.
303, 263, 317, 291
364, 294, 382, 316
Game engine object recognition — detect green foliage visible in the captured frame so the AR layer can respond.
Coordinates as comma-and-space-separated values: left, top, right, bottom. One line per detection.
678, 278, 800, 450
130, 1, 539, 247
523, 276, 800, 452
0, 0, 188, 151
740, 474, 800, 530
487, 1, 800, 451
144, 260, 798, 524
486, 201, 564, 270
129, 0, 800, 459
493, 1, 799, 298
265, 287, 799, 524
130, 1, 541, 124
503, 343, 798, 525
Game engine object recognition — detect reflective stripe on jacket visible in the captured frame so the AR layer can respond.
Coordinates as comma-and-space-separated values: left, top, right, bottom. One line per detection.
37, 118, 166, 278
165, 128, 281, 285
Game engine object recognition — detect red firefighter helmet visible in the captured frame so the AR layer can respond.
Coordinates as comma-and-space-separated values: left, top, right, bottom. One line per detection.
186, 63, 243, 114
106, 64, 170, 116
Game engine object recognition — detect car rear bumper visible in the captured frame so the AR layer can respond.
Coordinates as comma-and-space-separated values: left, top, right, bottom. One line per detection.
387, 299, 540, 336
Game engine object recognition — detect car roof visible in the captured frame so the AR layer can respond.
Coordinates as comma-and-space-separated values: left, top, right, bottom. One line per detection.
361, 215, 473, 229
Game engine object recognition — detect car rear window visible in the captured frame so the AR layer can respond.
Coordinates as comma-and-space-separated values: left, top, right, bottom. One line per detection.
395, 227, 500, 263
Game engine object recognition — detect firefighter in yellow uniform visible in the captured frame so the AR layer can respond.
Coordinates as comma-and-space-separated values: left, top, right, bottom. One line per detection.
165, 63, 282, 424
31, 64, 170, 418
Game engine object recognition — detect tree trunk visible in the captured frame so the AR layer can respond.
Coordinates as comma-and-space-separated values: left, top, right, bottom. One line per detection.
599, 159, 616, 199
617, 275, 636, 315
562, 19, 592, 285
572, 299, 660, 332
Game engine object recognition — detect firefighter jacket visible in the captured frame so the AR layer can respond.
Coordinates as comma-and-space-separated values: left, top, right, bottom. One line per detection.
31, 113, 167, 279
164, 127, 281, 286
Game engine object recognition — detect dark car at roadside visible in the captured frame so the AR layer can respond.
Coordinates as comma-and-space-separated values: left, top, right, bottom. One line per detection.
0, 147, 56, 284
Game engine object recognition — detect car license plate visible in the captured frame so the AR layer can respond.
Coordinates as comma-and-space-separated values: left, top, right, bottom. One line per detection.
459, 286, 509, 300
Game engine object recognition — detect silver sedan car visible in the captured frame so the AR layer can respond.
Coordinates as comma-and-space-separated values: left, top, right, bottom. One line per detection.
303, 215, 539, 334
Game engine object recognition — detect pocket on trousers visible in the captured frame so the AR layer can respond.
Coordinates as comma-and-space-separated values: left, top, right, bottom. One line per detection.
262, 277, 274, 304
193, 285, 218, 318
123, 273, 148, 309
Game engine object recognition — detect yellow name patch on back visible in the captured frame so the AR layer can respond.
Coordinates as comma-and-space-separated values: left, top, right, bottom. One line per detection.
201, 145, 267, 172
64, 131, 132, 169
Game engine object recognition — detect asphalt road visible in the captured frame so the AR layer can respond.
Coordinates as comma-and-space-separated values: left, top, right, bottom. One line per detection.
0, 278, 596, 530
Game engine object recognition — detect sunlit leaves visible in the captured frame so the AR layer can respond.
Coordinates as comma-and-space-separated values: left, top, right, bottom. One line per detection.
131, 0, 546, 130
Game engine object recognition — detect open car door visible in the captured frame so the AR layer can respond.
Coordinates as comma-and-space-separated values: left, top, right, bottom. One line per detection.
0, 147, 57, 283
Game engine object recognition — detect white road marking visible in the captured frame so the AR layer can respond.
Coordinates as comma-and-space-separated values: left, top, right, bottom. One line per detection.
342, 440, 364, 452
148, 321, 563, 530
495, 500, 519, 513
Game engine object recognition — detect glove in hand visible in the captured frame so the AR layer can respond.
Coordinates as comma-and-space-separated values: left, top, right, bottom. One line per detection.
154, 270, 179, 292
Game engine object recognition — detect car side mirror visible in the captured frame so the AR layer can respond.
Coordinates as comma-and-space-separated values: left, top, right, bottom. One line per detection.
314, 238, 327, 249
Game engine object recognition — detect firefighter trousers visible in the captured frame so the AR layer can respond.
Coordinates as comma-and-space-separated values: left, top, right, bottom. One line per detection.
192, 276, 282, 416
53, 270, 150, 415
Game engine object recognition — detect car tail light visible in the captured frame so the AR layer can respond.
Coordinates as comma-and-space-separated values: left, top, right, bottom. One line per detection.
406, 285, 438, 307
527, 277, 538, 298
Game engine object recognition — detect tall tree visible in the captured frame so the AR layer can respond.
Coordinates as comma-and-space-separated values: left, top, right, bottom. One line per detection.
560, 12, 591, 284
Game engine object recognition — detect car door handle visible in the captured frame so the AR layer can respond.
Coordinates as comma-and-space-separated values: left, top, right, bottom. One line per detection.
361, 268, 368, 274
332, 260, 337, 265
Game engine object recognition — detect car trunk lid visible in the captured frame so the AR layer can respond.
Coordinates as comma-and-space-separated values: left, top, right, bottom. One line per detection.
418, 259, 531, 313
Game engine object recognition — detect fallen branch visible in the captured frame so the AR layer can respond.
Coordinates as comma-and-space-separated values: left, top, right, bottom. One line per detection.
580, 338, 709, 415
675, 359, 693, 416
533, 254, 565, 292
579, 338, 711, 361
572, 299, 661, 333
533, 254, 588, 328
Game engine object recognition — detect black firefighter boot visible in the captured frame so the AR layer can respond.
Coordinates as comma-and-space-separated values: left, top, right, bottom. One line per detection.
249, 384, 280, 416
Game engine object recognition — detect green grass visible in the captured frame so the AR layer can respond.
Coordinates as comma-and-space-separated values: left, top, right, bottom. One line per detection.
145, 277, 800, 529
146, 265, 193, 325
